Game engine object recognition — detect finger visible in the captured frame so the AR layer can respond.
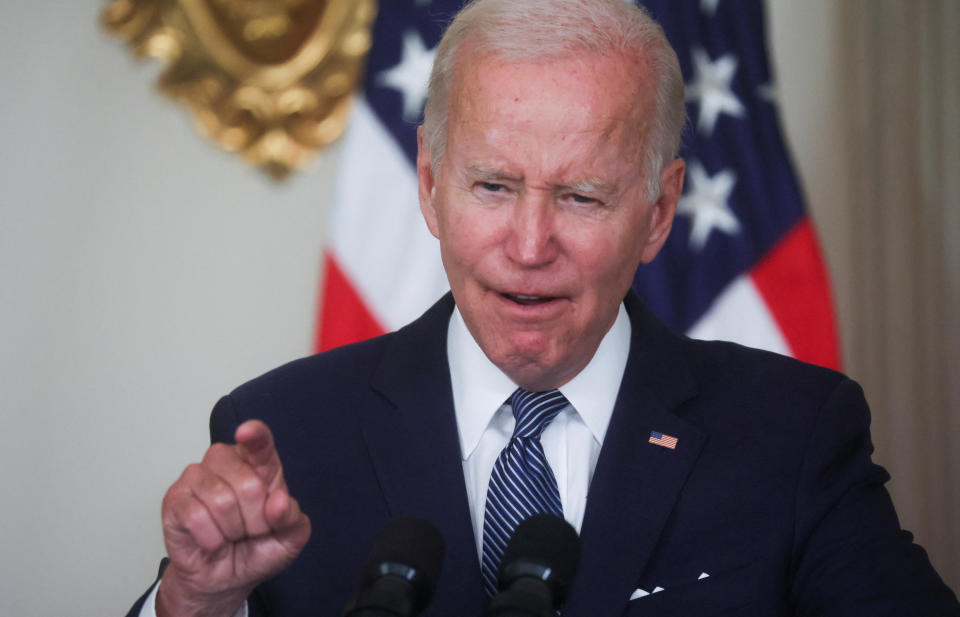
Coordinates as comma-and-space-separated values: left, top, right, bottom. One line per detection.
234, 420, 284, 489
263, 490, 306, 533
190, 467, 247, 542
231, 507, 311, 580
272, 511, 312, 561
164, 473, 228, 554
202, 443, 272, 537
264, 492, 312, 555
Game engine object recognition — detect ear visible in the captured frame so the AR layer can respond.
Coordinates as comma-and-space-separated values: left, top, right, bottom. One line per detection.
639, 157, 685, 264
417, 126, 440, 239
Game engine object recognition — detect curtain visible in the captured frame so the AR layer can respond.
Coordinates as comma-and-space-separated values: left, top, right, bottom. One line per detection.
837, 0, 960, 590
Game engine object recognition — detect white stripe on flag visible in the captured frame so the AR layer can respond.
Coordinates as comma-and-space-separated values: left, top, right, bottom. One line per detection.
686, 273, 791, 356
328, 97, 449, 331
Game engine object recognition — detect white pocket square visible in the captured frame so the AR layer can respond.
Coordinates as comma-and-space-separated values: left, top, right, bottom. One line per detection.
629, 586, 664, 600
630, 573, 710, 600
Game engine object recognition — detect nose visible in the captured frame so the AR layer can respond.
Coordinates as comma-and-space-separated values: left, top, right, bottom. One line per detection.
505, 190, 558, 267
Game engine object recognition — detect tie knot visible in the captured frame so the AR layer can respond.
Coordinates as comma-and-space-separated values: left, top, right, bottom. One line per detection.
508, 388, 567, 439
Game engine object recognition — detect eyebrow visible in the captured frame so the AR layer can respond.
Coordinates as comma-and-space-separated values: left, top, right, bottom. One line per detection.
465, 165, 617, 195
465, 164, 518, 181
565, 178, 617, 195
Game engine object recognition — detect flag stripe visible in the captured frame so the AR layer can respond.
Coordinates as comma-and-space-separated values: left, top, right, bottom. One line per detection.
325, 97, 447, 335
317, 253, 386, 352
750, 218, 841, 369
686, 273, 791, 356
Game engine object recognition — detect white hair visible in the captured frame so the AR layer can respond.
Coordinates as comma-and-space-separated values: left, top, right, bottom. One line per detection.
422, 0, 685, 200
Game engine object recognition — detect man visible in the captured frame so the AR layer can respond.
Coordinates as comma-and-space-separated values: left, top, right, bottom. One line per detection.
128, 1, 959, 616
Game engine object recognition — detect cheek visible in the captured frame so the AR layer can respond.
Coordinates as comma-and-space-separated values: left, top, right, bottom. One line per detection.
439, 202, 505, 263
570, 222, 647, 289
439, 209, 473, 254
437, 216, 489, 286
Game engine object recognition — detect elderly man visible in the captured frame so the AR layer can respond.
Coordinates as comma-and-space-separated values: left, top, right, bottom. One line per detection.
128, 1, 958, 616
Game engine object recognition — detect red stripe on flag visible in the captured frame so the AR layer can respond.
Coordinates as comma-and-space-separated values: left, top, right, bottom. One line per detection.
315, 252, 386, 352
750, 218, 841, 370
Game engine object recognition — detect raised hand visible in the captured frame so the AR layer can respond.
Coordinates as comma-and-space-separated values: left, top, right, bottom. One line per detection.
156, 420, 311, 617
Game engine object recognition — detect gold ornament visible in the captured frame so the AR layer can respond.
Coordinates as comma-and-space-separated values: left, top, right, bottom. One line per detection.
102, 0, 377, 179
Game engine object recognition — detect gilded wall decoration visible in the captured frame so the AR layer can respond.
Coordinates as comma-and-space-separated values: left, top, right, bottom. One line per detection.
102, 0, 377, 179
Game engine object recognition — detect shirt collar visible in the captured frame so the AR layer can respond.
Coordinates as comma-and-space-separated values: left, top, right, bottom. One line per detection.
447, 303, 631, 460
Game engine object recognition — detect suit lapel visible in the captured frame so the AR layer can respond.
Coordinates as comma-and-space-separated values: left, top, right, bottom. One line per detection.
356, 292, 705, 617
361, 294, 485, 617
565, 295, 706, 617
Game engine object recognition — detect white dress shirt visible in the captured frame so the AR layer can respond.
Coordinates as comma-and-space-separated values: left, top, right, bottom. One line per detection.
448, 303, 631, 557
141, 302, 631, 617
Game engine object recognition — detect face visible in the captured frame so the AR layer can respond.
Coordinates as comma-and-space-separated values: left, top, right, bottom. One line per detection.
418, 51, 685, 391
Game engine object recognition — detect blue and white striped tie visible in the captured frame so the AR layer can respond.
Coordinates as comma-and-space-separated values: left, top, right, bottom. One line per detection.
481, 388, 567, 596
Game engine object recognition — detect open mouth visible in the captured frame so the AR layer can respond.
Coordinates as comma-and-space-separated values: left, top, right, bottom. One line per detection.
501, 293, 557, 306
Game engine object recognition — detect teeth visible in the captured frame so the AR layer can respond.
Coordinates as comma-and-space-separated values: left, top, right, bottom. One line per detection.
514, 294, 541, 300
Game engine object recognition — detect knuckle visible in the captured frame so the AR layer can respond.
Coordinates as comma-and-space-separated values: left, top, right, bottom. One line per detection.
236, 476, 266, 502
163, 467, 200, 509
179, 463, 203, 483
203, 442, 233, 462
184, 503, 211, 532
208, 484, 237, 514
160, 494, 180, 527
161, 488, 177, 513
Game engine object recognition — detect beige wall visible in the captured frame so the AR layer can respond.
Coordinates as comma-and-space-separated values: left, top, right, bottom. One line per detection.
0, 2, 955, 615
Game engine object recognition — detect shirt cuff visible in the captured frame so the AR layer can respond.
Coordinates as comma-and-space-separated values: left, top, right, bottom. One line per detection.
138, 580, 248, 617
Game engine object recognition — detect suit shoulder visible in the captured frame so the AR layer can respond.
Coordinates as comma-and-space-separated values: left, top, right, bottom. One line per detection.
230, 331, 395, 400
231, 293, 453, 398
681, 336, 850, 408
207, 331, 403, 439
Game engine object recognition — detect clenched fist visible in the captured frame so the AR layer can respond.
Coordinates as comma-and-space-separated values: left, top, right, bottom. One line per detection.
156, 420, 311, 617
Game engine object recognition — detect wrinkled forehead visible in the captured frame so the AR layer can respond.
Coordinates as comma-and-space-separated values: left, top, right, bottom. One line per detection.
449, 47, 658, 149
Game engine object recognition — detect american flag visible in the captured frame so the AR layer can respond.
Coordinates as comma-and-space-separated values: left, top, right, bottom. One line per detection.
316, 0, 840, 372
648, 431, 679, 450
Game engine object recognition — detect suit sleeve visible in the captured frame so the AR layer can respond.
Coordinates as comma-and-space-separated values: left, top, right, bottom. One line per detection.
789, 378, 959, 616
210, 394, 242, 444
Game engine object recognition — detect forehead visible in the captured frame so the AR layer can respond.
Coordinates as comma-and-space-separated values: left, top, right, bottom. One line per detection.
447, 50, 655, 175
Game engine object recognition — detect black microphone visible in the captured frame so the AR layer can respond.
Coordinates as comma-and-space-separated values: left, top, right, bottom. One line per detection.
484, 514, 582, 617
343, 516, 446, 617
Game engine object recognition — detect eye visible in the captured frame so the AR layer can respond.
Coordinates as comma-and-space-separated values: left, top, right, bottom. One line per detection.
480, 182, 506, 193
569, 193, 599, 205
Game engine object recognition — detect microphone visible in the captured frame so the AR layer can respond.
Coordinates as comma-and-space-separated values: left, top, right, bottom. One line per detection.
343, 516, 446, 617
484, 514, 582, 617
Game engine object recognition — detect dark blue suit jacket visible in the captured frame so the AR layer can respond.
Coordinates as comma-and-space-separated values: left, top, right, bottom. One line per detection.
129, 293, 958, 617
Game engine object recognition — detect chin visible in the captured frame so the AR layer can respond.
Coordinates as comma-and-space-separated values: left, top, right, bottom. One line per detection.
498, 331, 557, 363
493, 343, 569, 390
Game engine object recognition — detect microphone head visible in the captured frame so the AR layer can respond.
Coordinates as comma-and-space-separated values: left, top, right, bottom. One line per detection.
499, 514, 581, 604
361, 516, 446, 613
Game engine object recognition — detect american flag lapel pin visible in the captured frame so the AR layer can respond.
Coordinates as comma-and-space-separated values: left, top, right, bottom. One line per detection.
649, 430, 678, 450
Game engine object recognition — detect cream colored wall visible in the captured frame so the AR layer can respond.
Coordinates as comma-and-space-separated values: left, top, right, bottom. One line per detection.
0, 3, 954, 616
0, 4, 338, 614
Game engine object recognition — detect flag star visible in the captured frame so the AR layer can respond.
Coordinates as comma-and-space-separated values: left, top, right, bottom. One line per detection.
701, 0, 720, 15
686, 48, 745, 135
677, 162, 740, 250
377, 30, 435, 121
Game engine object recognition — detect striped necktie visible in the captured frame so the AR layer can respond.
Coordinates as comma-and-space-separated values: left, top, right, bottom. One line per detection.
481, 388, 567, 596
